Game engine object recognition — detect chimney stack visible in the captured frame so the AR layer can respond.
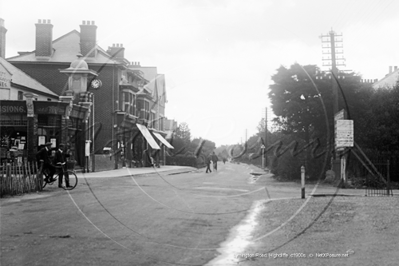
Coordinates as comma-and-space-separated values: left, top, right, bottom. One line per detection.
389, 66, 393, 74
80, 20, 97, 58
35, 19, 53, 58
0, 18, 7, 58
107, 43, 125, 60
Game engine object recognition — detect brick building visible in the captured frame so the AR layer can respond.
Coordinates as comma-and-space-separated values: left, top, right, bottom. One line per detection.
6, 19, 173, 170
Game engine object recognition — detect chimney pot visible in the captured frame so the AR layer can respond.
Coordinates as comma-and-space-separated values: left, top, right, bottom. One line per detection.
38, 19, 41, 23
389, 66, 393, 73
395, 66, 398, 71
92, 21, 95, 25
82, 21, 86, 25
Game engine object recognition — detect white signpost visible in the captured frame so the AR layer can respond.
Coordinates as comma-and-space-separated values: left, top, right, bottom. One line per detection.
334, 111, 354, 186
335, 120, 354, 149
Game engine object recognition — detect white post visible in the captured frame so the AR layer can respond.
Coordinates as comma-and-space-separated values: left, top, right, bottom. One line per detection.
261, 144, 265, 169
301, 166, 305, 199
261, 148, 264, 169
341, 153, 347, 186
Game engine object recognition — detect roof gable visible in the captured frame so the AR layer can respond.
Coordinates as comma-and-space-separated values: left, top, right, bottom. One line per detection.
7, 29, 119, 65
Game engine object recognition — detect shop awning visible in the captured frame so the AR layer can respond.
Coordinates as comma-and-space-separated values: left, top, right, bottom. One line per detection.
153, 132, 174, 149
136, 124, 161, 150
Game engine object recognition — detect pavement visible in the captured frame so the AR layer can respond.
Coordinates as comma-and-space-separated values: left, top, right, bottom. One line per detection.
75, 165, 198, 178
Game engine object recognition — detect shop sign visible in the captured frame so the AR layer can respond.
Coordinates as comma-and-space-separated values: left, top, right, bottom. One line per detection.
34, 102, 68, 115
0, 69, 12, 89
0, 101, 27, 114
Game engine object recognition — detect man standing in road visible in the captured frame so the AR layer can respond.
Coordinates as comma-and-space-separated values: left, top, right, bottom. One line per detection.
53, 143, 70, 188
205, 155, 212, 173
211, 152, 219, 171
36, 142, 56, 183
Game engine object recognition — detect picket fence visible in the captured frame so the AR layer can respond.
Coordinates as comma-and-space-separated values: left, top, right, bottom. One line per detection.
0, 161, 43, 197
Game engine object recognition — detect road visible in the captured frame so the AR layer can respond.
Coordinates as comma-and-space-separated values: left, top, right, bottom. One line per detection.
1, 162, 296, 266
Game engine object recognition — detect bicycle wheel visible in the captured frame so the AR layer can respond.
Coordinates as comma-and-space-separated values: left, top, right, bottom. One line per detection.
61, 171, 78, 190
42, 174, 58, 189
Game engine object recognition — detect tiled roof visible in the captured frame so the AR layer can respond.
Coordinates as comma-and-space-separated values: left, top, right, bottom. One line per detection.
0, 57, 58, 96
7, 30, 119, 65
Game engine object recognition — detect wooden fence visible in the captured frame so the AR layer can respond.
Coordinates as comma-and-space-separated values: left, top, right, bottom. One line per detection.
0, 161, 43, 198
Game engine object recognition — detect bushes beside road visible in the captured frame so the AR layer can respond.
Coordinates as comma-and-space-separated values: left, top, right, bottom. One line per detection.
166, 155, 201, 168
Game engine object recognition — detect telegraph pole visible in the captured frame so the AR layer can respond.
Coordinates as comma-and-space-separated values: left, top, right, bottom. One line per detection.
320, 29, 346, 182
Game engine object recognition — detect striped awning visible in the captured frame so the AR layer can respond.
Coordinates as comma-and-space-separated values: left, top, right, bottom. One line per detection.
153, 132, 174, 149
136, 124, 160, 149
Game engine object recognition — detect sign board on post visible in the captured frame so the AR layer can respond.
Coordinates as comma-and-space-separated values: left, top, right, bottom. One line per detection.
85, 140, 91, 157
335, 120, 354, 149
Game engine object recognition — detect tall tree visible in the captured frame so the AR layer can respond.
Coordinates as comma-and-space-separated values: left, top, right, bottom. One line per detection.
268, 64, 333, 142
175, 122, 191, 147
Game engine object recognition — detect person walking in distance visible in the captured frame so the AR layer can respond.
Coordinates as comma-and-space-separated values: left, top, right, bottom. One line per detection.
36, 142, 56, 183
205, 155, 212, 173
211, 152, 219, 171
53, 143, 71, 188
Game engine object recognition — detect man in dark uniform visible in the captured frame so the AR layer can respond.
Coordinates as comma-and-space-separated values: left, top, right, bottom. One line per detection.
36, 142, 56, 183
53, 143, 70, 188
205, 155, 212, 173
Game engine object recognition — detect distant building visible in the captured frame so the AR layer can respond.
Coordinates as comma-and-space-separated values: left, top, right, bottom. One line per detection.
372, 66, 399, 89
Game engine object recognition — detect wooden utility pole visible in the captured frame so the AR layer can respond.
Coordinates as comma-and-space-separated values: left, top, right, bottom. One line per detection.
320, 29, 347, 183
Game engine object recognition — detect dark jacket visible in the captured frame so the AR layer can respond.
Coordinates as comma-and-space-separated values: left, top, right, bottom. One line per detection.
36, 147, 52, 164
53, 149, 69, 165
211, 154, 218, 163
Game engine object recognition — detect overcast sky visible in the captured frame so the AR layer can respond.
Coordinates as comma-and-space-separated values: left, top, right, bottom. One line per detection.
1, 0, 398, 146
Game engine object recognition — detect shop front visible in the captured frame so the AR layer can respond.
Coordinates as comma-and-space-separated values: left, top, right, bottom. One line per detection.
0, 99, 78, 164
0, 101, 28, 164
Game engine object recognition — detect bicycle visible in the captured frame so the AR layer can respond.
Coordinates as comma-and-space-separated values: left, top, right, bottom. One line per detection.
41, 162, 78, 190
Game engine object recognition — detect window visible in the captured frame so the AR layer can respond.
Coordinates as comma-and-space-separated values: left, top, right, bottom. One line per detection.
159, 116, 164, 131
150, 111, 156, 128
122, 91, 136, 116
18, 91, 23, 100
137, 98, 150, 120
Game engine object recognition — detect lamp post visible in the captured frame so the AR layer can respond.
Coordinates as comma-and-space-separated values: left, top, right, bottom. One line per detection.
88, 78, 102, 172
